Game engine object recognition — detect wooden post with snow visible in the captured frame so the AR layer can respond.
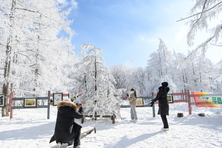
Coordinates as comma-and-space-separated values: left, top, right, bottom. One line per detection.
171, 90, 192, 115
186, 90, 192, 115
152, 92, 155, 117
8, 92, 14, 119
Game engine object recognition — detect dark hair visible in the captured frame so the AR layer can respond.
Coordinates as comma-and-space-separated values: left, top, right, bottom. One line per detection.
161, 82, 168, 87
130, 88, 137, 97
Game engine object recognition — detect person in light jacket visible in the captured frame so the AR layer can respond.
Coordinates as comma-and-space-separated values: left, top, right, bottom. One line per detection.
49, 99, 84, 148
150, 82, 170, 131
127, 88, 138, 122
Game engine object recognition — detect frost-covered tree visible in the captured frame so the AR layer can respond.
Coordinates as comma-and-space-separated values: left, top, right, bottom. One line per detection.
74, 43, 122, 117
110, 65, 151, 97
146, 51, 162, 91
179, 0, 222, 55
174, 0, 222, 93
172, 52, 188, 92
109, 65, 132, 90
212, 60, 222, 92
0, 0, 78, 116
146, 39, 174, 92
110, 43, 222, 95
109, 51, 222, 98
130, 67, 148, 96
0, 0, 77, 97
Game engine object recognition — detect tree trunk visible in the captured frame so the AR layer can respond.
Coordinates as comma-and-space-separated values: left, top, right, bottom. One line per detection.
2, 42, 12, 117
95, 57, 97, 91
1, 0, 16, 117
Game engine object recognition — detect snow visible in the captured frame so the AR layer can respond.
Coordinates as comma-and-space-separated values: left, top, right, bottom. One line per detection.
0, 103, 222, 148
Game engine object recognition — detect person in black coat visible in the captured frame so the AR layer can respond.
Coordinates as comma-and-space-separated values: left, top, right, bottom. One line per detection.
150, 82, 170, 131
49, 99, 84, 148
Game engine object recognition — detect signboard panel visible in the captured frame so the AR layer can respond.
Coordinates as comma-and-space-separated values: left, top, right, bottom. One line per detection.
193, 91, 222, 108
0, 95, 5, 107
24, 98, 37, 108
53, 93, 63, 106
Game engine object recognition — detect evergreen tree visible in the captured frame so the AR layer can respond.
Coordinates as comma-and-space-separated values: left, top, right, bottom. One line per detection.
74, 43, 122, 117
146, 39, 174, 93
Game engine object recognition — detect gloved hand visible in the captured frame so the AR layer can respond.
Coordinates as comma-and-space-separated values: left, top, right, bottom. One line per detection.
149, 100, 154, 107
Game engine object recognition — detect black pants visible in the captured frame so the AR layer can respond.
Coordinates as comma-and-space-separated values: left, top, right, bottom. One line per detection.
68, 123, 81, 147
161, 115, 169, 128
68, 130, 81, 146
74, 130, 81, 146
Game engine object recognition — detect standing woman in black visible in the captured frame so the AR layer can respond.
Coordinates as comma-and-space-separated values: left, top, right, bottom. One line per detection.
150, 82, 170, 131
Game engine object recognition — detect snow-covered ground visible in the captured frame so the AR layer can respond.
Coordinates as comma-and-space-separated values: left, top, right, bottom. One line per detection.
0, 103, 222, 148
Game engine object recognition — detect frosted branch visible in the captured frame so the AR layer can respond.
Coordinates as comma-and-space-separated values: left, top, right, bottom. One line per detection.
177, 1, 222, 22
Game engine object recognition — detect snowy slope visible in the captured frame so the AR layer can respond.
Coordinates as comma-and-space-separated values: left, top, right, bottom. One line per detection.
0, 103, 222, 148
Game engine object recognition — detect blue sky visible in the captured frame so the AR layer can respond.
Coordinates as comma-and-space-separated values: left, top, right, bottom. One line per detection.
67, 0, 222, 68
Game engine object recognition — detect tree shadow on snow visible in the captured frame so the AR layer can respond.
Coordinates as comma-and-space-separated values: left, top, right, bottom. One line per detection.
110, 130, 163, 148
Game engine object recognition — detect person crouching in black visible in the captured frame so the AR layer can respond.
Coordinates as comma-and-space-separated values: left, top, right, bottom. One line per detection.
49, 99, 84, 148
149, 82, 170, 131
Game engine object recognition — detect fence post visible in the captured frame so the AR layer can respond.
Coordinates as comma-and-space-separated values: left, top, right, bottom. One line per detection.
9, 92, 14, 119
152, 92, 155, 117
186, 90, 192, 115
47, 91, 50, 119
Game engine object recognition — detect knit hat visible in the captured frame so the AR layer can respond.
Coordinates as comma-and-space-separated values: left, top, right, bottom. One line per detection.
161, 82, 168, 87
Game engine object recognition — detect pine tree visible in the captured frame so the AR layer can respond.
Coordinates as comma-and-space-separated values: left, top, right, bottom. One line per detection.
74, 43, 122, 117
146, 39, 174, 92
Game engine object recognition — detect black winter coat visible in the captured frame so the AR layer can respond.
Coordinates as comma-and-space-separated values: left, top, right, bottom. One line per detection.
153, 86, 170, 115
49, 101, 83, 143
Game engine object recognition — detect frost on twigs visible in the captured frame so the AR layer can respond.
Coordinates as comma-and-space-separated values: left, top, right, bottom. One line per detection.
73, 43, 122, 118
179, 0, 222, 54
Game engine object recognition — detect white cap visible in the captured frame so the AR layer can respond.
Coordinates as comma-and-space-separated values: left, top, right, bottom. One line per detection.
64, 98, 71, 102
